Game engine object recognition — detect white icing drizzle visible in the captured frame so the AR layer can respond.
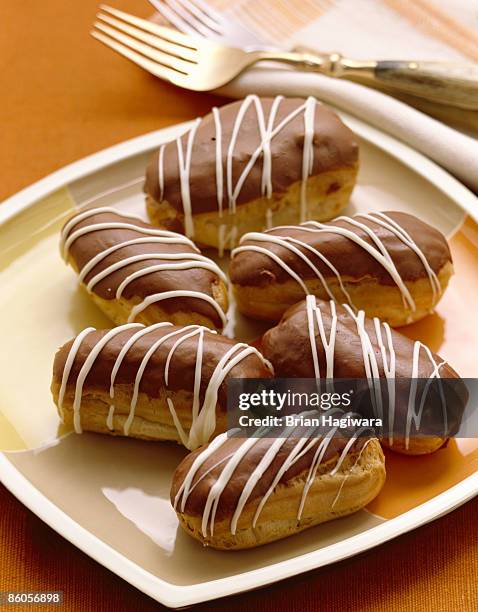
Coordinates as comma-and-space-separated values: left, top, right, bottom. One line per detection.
126, 290, 227, 326
300, 96, 317, 222
71, 324, 143, 433
212, 107, 223, 217
252, 427, 321, 527
233, 243, 309, 293
175, 413, 370, 537
369, 212, 441, 301
177, 118, 202, 238
164, 326, 208, 446
260, 96, 283, 199
305, 296, 448, 447
306, 296, 337, 380
234, 211, 443, 315
158, 144, 165, 202
186, 452, 236, 495
316, 215, 415, 311
58, 326, 96, 422
107, 322, 171, 430
342, 306, 383, 419
126, 325, 201, 436
405, 342, 447, 449
114, 256, 227, 299
61, 206, 227, 326
202, 436, 258, 537
218, 225, 226, 258
58, 323, 272, 450
157, 96, 320, 246
106, 405, 115, 431
232, 232, 353, 305
174, 432, 229, 512
85, 255, 226, 295
78, 237, 196, 283
187, 342, 271, 451
60, 206, 190, 259
218, 224, 238, 258
230, 436, 289, 534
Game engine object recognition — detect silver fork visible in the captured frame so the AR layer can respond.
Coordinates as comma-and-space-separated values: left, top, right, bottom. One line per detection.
92, 5, 336, 91
92, 5, 478, 109
148, 0, 269, 48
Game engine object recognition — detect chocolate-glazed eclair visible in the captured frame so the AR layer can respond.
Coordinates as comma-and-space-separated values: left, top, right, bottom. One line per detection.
60, 207, 228, 330
51, 322, 273, 450
145, 95, 359, 253
230, 211, 453, 327
262, 296, 466, 455
171, 429, 385, 549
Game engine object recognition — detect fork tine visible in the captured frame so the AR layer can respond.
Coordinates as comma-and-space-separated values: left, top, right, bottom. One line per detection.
93, 22, 191, 74
170, 0, 223, 32
149, 0, 210, 37
91, 30, 183, 83
165, 0, 221, 35
99, 4, 198, 48
97, 12, 197, 63
182, 0, 224, 25
147, 0, 194, 36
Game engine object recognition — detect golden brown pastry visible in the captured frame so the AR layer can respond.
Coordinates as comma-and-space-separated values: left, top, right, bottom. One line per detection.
230, 211, 453, 326
60, 207, 228, 331
145, 95, 359, 253
261, 296, 466, 455
51, 322, 273, 450
171, 429, 385, 549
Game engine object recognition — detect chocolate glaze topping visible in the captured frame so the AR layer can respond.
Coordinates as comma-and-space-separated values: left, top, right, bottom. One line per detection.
262, 298, 457, 379
62, 208, 226, 327
53, 325, 272, 408
230, 211, 451, 288
144, 96, 358, 215
262, 297, 466, 439
171, 433, 364, 520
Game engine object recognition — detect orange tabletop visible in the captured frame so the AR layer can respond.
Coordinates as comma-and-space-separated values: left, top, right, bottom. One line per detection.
1, 1, 478, 611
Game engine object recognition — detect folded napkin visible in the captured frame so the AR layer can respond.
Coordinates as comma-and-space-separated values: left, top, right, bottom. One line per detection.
210, 0, 478, 192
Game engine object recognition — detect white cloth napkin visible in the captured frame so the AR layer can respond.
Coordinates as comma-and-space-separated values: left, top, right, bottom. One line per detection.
218, 68, 478, 193
206, 0, 478, 192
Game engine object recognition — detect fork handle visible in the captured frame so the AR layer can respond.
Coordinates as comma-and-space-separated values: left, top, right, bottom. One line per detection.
369, 60, 478, 110
261, 48, 478, 110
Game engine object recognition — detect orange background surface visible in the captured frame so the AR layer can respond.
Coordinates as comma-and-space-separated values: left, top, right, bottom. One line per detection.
1, 1, 478, 610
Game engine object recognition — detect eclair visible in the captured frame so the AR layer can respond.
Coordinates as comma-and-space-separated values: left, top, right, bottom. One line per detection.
51, 322, 273, 450
230, 211, 453, 326
261, 296, 466, 455
145, 95, 359, 252
60, 207, 228, 331
171, 428, 385, 549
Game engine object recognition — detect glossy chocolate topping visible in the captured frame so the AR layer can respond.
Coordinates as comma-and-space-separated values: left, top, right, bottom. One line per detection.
144, 97, 358, 215
171, 433, 364, 520
230, 211, 451, 288
53, 325, 272, 407
262, 298, 465, 439
62, 209, 225, 327
262, 298, 458, 379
